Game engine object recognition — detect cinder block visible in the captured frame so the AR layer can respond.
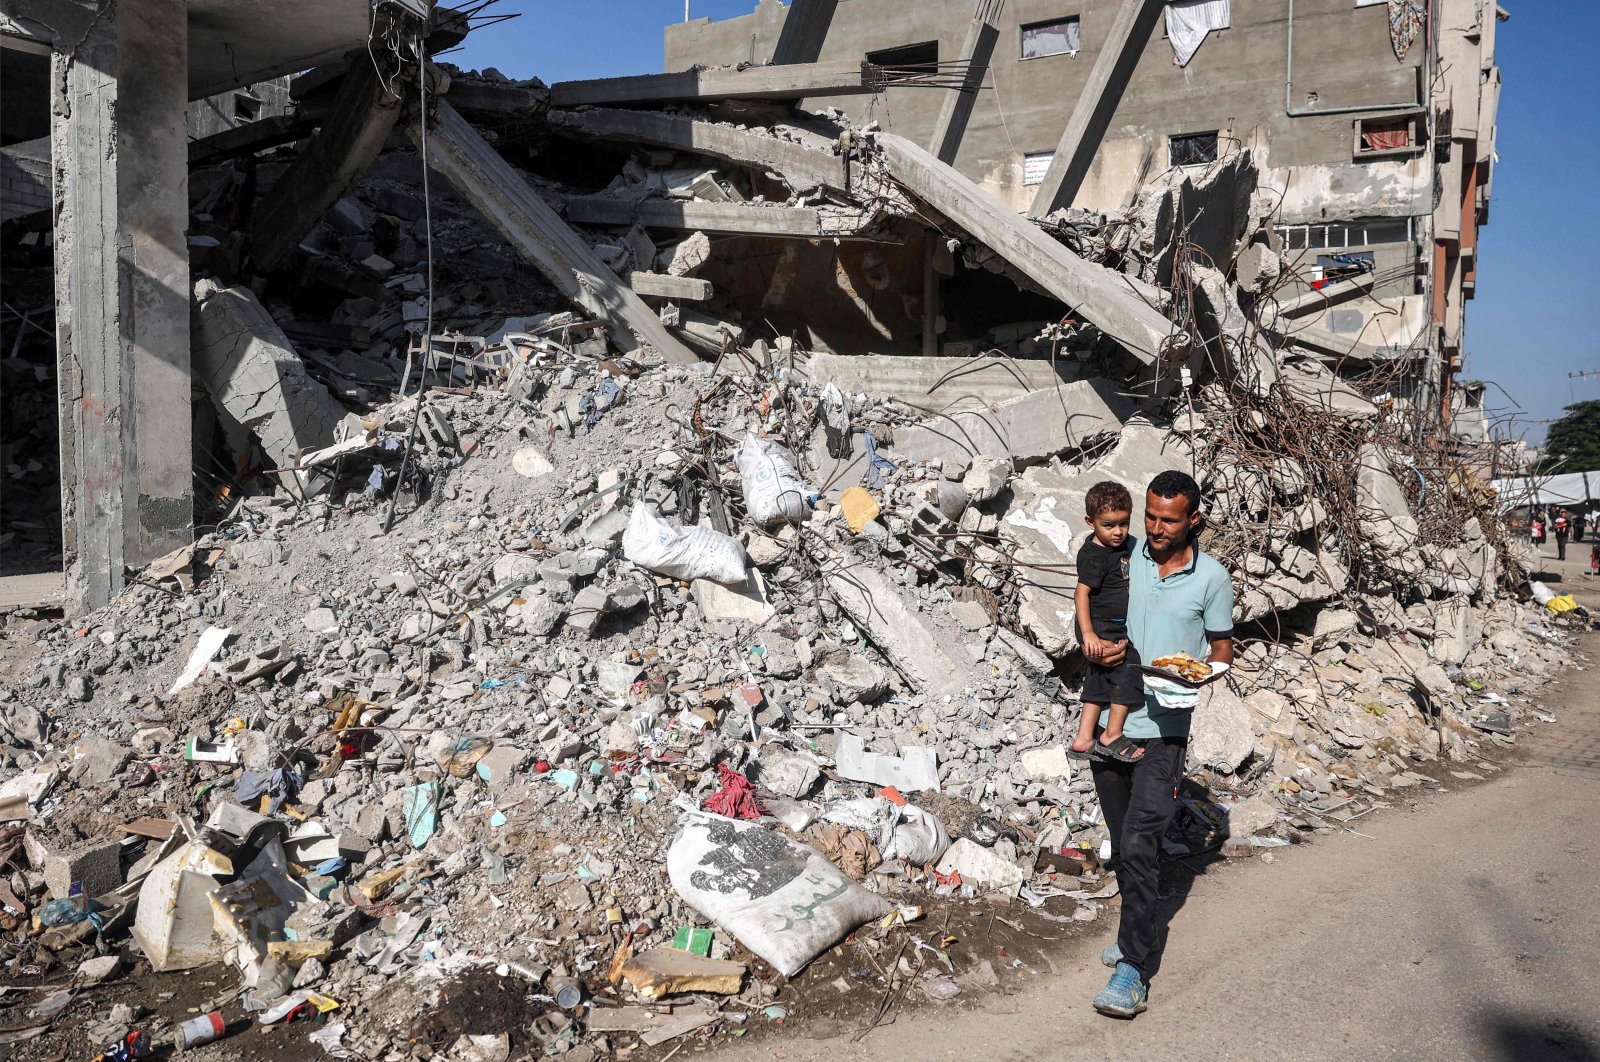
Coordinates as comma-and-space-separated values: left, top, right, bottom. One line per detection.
44, 838, 124, 899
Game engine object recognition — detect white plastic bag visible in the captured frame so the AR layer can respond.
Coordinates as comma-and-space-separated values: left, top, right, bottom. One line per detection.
883, 804, 951, 865
668, 813, 890, 977
623, 503, 747, 585
738, 433, 808, 527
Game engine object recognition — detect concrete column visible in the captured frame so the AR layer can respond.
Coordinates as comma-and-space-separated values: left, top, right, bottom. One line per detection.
1028, 0, 1165, 217
53, 0, 192, 612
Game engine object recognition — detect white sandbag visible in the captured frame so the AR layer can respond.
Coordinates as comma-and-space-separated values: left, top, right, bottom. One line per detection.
883, 804, 951, 865
737, 433, 808, 527
668, 813, 890, 977
623, 503, 747, 585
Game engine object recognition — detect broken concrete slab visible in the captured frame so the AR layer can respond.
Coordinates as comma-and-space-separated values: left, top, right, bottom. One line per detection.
935, 837, 1024, 894
551, 59, 877, 107
192, 280, 346, 477
804, 352, 1081, 416
890, 377, 1133, 466
824, 562, 967, 699
417, 101, 696, 364
1356, 444, 1421, 557
835, 734, 939, 792
549, 108, 847, 194
45, 838, 123, 899
874, 134, 1175, 364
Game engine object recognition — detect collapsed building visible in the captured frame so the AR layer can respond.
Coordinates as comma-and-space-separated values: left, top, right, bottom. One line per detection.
0, 0, 1554, 1057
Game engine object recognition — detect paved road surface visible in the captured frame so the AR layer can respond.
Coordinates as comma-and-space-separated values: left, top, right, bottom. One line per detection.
720, 563, 1600, 1062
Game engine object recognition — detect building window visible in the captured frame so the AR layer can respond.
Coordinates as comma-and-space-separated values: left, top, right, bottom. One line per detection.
1355, 115, 1420, 157
1274, 216, 1416, 250
1169, 131, 1218, 167
233, 91, 262, 122
1020, 16, 1081, 59
1023, 151, 1055, 186
866, 41, 939, 82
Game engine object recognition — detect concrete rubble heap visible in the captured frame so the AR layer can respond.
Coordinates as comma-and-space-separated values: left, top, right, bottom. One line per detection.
0, 44, 1554, 1061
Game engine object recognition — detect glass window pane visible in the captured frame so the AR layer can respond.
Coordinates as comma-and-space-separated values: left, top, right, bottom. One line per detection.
1021, 17, 1081, 59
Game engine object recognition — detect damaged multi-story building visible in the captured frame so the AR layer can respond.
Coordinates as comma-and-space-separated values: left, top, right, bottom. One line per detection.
669, 0, 1503, 410
0, 0, 1503, 621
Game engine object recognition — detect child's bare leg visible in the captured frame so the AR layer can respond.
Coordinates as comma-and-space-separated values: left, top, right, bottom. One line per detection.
1072, 703, 1103, 753
1098, 703, 1145, 759
1099, 702, 1130, 744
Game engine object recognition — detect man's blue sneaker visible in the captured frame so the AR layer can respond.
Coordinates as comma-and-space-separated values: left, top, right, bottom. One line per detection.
1093, 961, 1149, 1018
1101, 943, 1123, 968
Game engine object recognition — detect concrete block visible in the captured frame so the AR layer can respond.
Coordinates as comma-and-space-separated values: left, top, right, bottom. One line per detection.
46, 838, 124, 899
693, 570, 775, 625
1187, 686, 1255, 774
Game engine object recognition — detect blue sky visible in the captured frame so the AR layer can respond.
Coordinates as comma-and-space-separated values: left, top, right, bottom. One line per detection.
455, 2, 1597, 444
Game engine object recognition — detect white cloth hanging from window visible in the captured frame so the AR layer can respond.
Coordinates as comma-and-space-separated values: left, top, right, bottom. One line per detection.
1165, 0, 1231, 67
1355, 0, 1386, 7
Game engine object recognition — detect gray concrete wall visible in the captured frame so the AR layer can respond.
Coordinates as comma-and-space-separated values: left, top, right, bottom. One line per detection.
667, 0, 1426, 217
0, 141, 51, 221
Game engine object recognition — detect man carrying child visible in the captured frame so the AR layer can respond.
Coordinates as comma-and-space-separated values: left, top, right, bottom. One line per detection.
1082, 470, 1234, 1019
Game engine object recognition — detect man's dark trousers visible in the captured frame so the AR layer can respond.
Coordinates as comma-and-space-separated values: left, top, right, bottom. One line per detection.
1557, 532, 1569, 561
1091, 737, 1187, 978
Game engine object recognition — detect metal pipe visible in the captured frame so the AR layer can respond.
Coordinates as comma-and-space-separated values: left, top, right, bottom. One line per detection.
1286, 0, 1421, 117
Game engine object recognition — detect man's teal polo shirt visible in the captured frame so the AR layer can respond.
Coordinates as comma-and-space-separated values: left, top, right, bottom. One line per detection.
1122, 538, 1235, 739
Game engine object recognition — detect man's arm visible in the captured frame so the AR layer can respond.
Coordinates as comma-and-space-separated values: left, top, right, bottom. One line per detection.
1205, 633, 1234, 667
1202, 568, 1235, 667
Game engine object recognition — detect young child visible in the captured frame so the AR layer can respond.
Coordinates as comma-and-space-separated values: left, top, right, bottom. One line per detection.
1070, 481, 1144, 763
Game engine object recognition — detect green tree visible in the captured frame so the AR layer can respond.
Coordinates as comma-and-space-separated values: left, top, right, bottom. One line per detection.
1539, 399, 1600, 474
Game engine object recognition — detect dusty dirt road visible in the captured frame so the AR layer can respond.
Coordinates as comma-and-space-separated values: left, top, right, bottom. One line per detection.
719, 563, 1600, 1062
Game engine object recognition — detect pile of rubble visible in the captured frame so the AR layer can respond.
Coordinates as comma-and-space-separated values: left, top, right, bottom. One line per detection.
0, 48, 1568, 1062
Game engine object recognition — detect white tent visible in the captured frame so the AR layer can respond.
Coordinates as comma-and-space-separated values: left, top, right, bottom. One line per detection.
1490, 470, 1598, 511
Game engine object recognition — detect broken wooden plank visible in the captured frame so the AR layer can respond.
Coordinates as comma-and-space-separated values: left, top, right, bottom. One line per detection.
772, 0, 838, 65
247, 63, 405, 272
548, 108, 846, 193
874, 133, 1174, 364
1028, 0, 1165, 217
418, 101, 696, 363
550, 59, 875, 107
625, 272, 713, 301
929, 0, 1004, 164
565, 196, 826, 237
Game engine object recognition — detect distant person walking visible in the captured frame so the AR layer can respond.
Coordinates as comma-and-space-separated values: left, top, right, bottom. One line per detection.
1555, 509, 1571, 561
1531, 512, 1546, 550
1575, 511, 1587, 543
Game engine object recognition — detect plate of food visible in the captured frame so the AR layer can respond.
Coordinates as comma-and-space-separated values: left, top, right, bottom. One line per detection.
1137, 653, 1230, 689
